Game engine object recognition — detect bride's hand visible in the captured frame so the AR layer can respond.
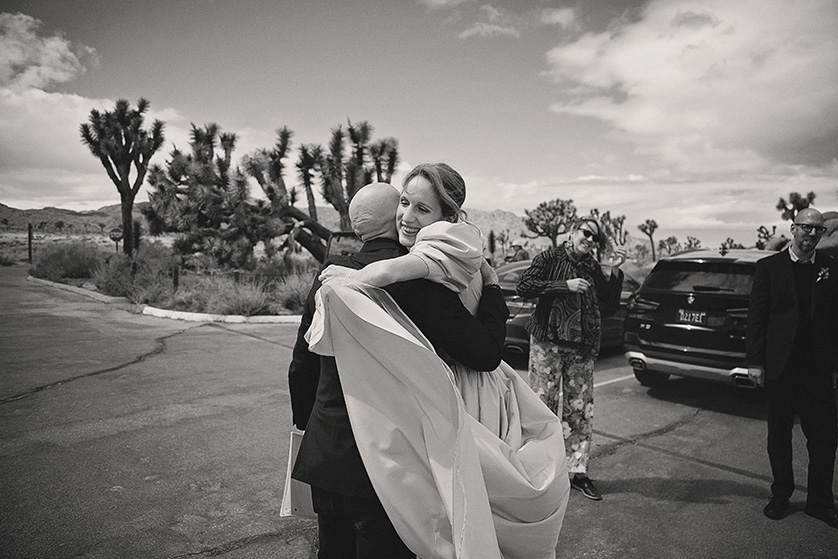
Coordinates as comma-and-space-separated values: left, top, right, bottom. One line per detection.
319, 264, 357, 284
480, 258, 499, 287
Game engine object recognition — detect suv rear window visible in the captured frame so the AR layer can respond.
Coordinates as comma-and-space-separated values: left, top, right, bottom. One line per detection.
641, 261, 755, 295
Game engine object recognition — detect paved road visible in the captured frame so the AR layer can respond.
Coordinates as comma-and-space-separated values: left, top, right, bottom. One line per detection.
1, 265, 836, 558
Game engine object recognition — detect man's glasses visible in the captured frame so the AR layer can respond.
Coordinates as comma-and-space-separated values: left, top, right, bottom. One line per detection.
795, 223, 827, 235
580, 229, 602, 243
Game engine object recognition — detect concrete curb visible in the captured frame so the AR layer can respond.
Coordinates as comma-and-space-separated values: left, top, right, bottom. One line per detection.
140, 305, 301, 324
27, 275, 131, 304
27, 275, 302, 325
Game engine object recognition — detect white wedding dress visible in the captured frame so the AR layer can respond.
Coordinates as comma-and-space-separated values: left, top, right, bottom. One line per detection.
306, 222, 569, 559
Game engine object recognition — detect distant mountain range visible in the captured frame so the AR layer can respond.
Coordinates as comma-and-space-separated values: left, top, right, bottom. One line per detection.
0, 202, 133, 233
0, 202, 532, 246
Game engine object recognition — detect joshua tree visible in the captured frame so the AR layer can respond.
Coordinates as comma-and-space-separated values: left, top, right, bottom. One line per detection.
320, 120, 399, 231
638, 219, 658, 261
243, 127, 330, 261
633, 241, 650, 263
495, 229, 510, 255
369, 138, 399, 183
524, 199, 578, 247
80, 98, 165, 255
143, 123, 280, 269
245, 121, 402, 262
685, 236, 702, 250
776, 192, 815, 221
756, 225, 776, 250
658, 235, 681, 257
719, 237, 745, 256
297, 144, 323, 222
345, 120, 373, 198
589, 208, 628, 250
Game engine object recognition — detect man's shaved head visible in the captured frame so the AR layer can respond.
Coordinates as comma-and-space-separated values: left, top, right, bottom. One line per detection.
791, 207, 826, 258
349, 182, 400, 242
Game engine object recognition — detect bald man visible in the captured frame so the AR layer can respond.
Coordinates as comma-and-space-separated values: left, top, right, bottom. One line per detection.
288, 183, 401, 431
747, 207, 838, 529
288, 182, 509, 557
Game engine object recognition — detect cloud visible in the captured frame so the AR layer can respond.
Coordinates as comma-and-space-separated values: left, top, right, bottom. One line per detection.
417, 0, 474, 9
0, 86, 193, 210
458, 21, 519, 39
544, 0, 838, 174
540, 8, 576, 29
479, 5, 502, 22
456, 4, 520, 39
0, 13, 197, 210
0, 12, 97, 90
0, 8, 316, 212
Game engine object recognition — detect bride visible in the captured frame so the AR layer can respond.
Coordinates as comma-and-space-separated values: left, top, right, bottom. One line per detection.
311, 163, 570, 559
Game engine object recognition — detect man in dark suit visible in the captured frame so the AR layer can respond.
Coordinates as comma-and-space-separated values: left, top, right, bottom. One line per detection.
287, 182, 508, 557
747, 207, 838, 529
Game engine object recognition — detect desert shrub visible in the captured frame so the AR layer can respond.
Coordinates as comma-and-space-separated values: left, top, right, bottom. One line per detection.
93, 253, 133, 296
273, 271, 315, 314
0, 253, 16, 266
169, 275, 273, 316
94, 241, 177, 302
29, 241, 103, 281
251, 252, 319, 288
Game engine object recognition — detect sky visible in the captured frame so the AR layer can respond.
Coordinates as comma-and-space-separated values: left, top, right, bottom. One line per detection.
1, 0, 836, 248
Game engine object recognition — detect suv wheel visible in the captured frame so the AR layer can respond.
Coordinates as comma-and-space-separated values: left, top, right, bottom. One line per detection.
634, 369, 670, 386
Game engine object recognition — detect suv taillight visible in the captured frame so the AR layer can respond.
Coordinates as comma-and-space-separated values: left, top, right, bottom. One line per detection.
726, 308, 748, 320
627, 296, 660, 312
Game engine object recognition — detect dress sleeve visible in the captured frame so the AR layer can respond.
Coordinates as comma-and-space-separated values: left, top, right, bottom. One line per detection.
410, 221, 484, 292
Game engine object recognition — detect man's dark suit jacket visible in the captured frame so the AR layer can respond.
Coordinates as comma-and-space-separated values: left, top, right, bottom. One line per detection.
746, 249, 838, 379
288, 237, 509, 498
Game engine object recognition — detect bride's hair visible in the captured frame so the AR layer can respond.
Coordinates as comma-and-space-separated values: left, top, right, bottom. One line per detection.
402, 162, 467, 222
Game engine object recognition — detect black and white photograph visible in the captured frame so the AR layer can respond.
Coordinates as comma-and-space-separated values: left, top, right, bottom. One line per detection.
1, 1, 837, 557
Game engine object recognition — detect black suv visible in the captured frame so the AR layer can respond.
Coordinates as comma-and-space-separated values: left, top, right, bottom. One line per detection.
623, 249, 773, 388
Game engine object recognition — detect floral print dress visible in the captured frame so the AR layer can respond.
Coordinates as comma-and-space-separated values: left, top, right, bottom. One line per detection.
517, 242, 622, 473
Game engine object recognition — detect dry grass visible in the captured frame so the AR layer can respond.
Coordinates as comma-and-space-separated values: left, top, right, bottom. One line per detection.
12, 231, 313, 315
0, 231, 116, 265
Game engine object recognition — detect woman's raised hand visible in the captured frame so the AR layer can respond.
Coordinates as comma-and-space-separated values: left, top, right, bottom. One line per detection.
611, 246, 627, 267
606, 236, 627, 269
319, 264, 357, 284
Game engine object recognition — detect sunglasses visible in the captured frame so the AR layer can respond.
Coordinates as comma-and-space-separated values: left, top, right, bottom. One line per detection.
795, 223, 827, 235
579, 228, 602, 244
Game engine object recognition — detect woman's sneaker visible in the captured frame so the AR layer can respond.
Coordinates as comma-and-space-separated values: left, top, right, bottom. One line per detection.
571, 474, 602, 501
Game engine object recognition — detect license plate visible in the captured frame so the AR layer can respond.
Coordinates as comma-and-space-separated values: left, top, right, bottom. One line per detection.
677, 309, 707, 325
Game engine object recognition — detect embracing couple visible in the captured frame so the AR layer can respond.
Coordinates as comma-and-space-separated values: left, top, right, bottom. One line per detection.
288, 163, 570, 559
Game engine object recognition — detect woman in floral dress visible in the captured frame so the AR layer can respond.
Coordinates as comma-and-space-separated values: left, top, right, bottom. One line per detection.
516, 217, 626, 501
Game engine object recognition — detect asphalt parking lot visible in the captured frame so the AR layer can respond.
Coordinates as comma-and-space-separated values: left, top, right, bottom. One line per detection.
1, 265, 836, 558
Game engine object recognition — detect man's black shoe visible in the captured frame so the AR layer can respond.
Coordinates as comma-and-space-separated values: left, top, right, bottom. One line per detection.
763, 495, 789, 520
804, 506, 838, 529
570, 474, 602, 501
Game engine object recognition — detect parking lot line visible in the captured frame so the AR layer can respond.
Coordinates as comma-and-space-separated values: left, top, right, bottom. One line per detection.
594, 373, 635, 389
